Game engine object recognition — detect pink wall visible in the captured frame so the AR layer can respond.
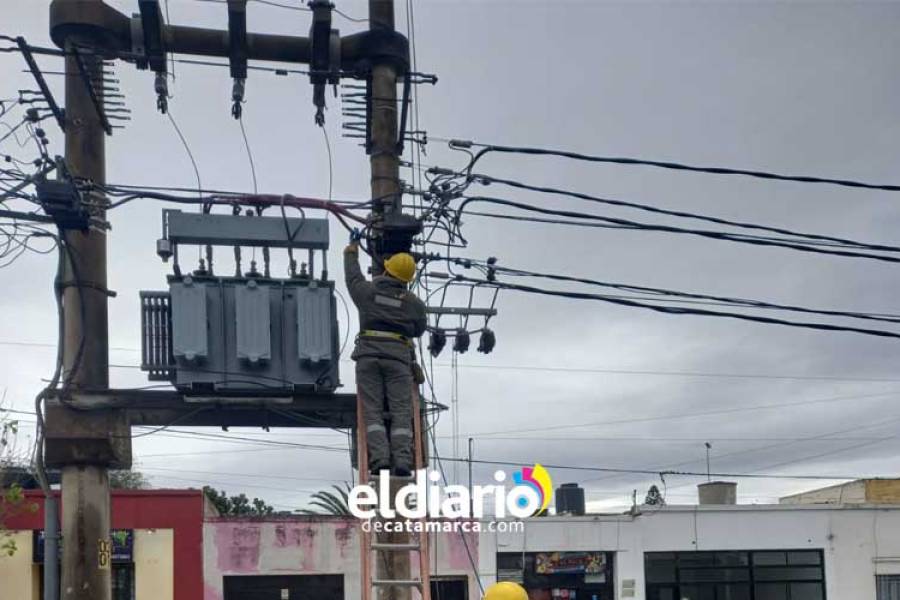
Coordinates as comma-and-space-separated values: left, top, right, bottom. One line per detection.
203, 516, 480, 600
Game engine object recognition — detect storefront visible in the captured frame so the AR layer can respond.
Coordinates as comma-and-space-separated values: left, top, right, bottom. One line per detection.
0, 489, 206, 600
497, 551, 615, 600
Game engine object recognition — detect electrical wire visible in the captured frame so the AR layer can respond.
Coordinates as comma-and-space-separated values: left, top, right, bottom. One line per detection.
238, 114, 258, 194
467, 261, 900, 325
467, 172, 900, 254
450, 274, 900, 340
453, 139, 900, 192
455, 196, 900, 264
166, 110, 205, 213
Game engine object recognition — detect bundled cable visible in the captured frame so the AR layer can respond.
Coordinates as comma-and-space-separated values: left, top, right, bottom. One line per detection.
455, 196, 900, 264
450, 139, 900, 192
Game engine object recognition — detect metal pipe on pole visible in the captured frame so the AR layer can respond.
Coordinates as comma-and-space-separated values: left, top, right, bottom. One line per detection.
43, 495, 59, 600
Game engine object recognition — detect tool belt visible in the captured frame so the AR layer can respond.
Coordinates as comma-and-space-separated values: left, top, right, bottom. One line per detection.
359, 329, 412, 346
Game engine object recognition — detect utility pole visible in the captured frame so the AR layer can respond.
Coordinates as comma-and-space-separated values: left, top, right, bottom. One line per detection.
369, 0, 401, 275
366, 3, 413, 599
43, 2, 130, 597
60, 39, 112, 600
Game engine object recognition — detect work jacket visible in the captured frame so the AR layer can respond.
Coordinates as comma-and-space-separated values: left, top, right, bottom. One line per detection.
344, 244, 427, 363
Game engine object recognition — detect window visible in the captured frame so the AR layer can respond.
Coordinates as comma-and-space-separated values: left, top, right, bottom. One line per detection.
645, 550, 825, 600
432, 577, 468, 600
878, 575, 900, 600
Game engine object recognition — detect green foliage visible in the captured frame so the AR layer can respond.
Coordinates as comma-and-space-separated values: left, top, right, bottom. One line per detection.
109, 469, 151, 490
297, 483, 353, 516
1, 409, 34, 557
0, 483, 36, 557
203, 486, 276, 516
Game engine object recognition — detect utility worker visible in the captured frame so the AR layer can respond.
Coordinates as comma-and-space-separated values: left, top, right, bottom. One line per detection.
344, 231, 427, 476
484, 582, 528, 600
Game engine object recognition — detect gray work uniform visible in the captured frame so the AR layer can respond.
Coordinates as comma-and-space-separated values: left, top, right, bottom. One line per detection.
344, 245, 427, 471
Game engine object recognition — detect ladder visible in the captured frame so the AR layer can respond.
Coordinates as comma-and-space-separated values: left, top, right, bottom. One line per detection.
357, 385, 432, 600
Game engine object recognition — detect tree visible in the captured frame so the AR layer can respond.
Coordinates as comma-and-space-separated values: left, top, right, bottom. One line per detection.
109, 469, 151, 490
203, 486, 276, 516
297, 483, 352, 516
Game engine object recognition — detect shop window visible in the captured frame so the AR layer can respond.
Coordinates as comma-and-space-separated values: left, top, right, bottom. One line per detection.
878, 575, 900, 600
497, 551, 614, 600
645, 550, 824, 600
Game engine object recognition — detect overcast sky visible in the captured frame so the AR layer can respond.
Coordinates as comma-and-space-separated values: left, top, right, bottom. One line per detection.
3, 0, 900, 512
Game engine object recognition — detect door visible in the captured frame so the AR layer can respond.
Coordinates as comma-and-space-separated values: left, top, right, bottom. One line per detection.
223, 574, 344, 600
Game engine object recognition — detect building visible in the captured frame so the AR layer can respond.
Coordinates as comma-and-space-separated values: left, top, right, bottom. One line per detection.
5, 480, 900, 599
0, 489, 209, 600
780, 478, 900, 506
203, 515, 481, 599
197, 480, 900, 600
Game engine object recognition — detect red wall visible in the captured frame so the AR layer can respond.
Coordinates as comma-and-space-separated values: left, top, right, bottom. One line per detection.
8, 489, 205, 600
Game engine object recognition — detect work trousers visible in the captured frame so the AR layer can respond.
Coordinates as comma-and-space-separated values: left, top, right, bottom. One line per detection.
356, 356, 414, 471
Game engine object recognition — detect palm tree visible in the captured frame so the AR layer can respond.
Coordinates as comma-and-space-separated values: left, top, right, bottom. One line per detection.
298, 482, 353, 516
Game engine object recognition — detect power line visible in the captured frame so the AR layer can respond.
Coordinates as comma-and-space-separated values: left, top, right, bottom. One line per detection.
456, 389, 900, 438
451, 274, 900, 340
467, 172, 900, 254
4, 338, 900, 383
452, 139, 900, 192
455, 196, 900, 264
482, 262, 900, 325
7, 410, 893, 483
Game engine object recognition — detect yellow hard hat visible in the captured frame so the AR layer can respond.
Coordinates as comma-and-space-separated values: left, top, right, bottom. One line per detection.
384, 252, 416, 283
484, 581, 528, 600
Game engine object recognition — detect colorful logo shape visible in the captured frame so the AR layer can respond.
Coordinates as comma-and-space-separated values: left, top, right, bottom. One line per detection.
512, 463, 553, 514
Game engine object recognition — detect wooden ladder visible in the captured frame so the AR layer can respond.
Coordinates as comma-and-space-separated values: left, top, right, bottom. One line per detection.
357, 386, 432, 600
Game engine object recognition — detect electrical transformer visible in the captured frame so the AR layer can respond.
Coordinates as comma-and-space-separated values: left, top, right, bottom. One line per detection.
140, 209, 340, 395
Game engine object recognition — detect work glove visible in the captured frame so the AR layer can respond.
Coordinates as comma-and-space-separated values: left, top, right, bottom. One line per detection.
349, 228, 362, 244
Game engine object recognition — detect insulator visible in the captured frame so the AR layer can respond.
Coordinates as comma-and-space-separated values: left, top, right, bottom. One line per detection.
453, 329, 470, 354
477, 328, 496, 354
428, 329, 446, 357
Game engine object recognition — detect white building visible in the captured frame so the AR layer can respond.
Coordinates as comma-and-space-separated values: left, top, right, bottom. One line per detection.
200, 480, 900, 600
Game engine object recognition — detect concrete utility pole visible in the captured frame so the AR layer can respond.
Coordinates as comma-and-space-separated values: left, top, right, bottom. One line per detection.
59, 43, 112, 600
367, 4, 414, 599
43, 2, 130, 597
369, 0, 402, 276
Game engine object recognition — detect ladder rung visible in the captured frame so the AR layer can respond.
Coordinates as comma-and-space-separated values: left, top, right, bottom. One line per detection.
373, 579, 422, 587
371, 542, 421, 552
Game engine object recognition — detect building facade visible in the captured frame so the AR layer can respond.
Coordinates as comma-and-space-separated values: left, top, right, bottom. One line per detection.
0, 489, 208, 600
5, 483, 900, 599
199, 502, 900, 600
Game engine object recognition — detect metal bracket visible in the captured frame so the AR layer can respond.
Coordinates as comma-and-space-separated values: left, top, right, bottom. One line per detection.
72, 48, 112, 135
57, 280, 118, 298
396, 71, 411, 155
133, 0, 168, 112
16, 37, 66, 132
227, 0, 248, 118
309, 0, 337, 125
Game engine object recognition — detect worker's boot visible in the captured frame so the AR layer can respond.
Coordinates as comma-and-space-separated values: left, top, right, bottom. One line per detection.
393, 464, 412, 478
370, 460, 390, 478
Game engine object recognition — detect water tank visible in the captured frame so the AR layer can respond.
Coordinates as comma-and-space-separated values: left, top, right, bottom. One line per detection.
698, 481, 737, 505
555, 483, 586, 515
